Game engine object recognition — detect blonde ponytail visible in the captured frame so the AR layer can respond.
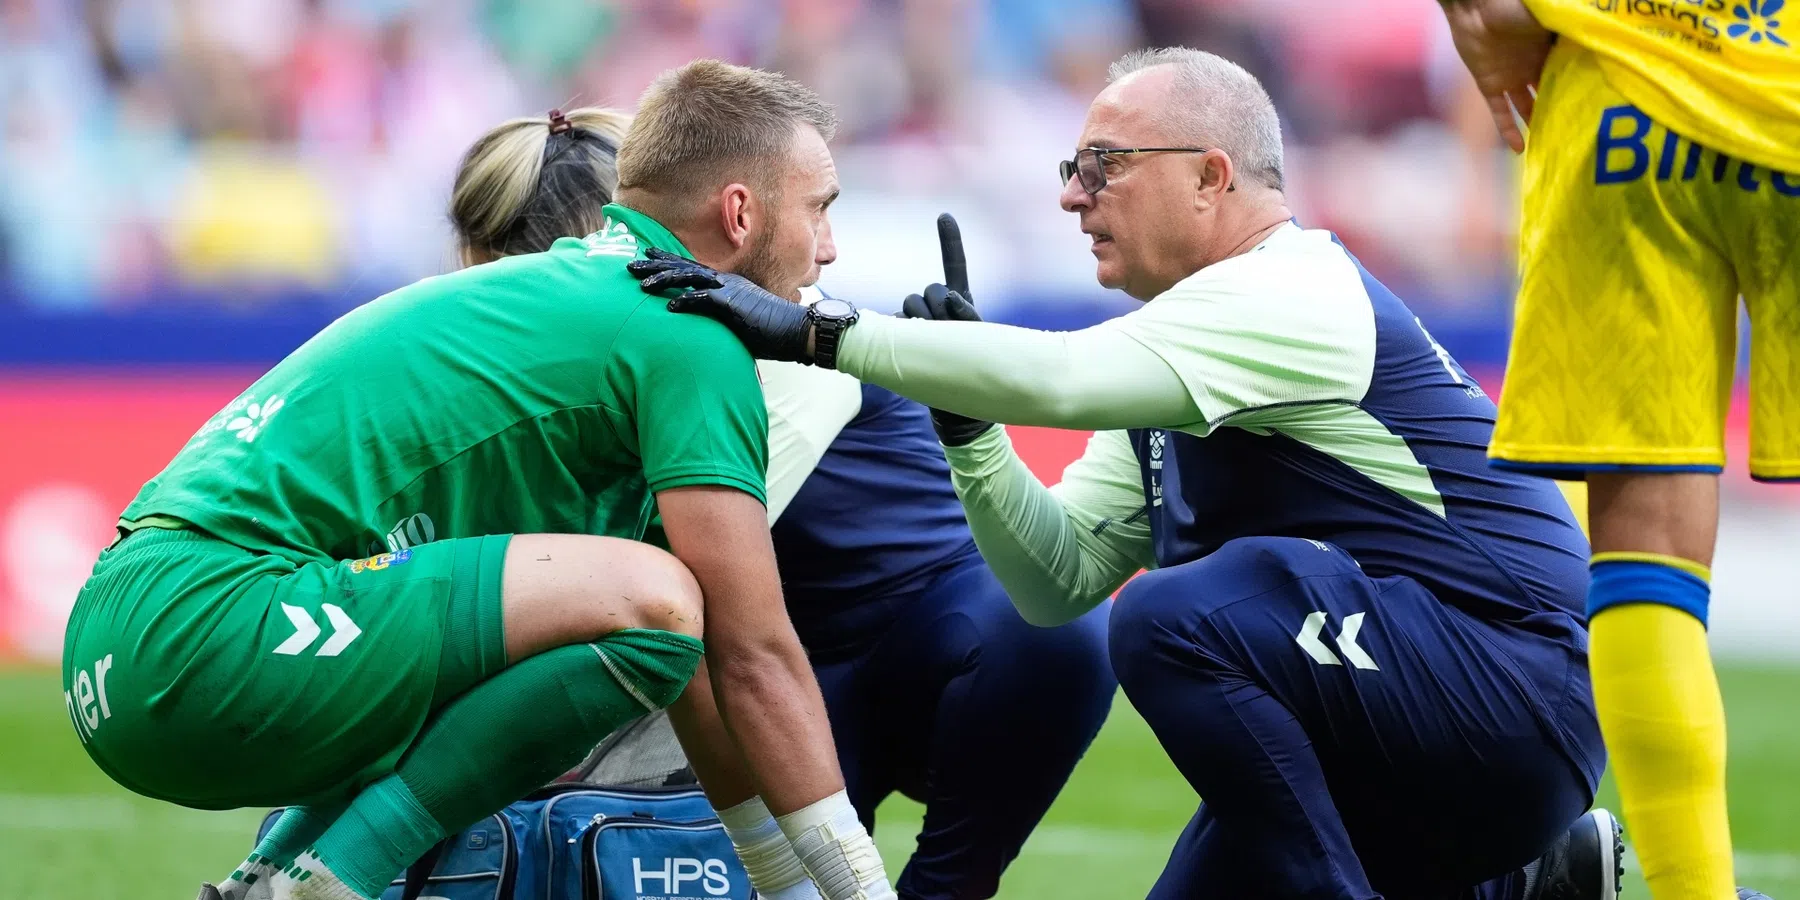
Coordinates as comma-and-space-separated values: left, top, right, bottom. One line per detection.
451, 107, 634, 265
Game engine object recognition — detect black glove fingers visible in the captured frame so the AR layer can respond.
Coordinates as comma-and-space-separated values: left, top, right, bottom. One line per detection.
643, 252, 835, 365
944, 291, 980, 322
624, 257, 681, 277
626, 262, 692, 284
665, 289, 717, 313
642, 270, 722, 293
901, 293, 931, 319
937, 213, 970, 299
918, 283, 952, 320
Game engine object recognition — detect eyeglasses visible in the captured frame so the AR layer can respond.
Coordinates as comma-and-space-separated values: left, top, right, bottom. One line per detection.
1059, 147, 1217, 195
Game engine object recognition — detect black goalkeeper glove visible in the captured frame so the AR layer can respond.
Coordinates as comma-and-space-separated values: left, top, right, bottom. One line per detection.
899, 214, 995, 448
629, 249, 816, 364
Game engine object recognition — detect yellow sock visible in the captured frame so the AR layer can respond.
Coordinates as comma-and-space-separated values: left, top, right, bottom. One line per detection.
1589, 585, 1735, 900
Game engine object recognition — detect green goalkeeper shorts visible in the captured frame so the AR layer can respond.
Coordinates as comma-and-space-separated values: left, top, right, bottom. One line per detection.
61, 526, 510, 810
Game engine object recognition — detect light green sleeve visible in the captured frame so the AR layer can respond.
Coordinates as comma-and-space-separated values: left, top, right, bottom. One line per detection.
835, 313, 1202, 431
836, 226, 1377, 435
943, 426, 1154, 626
759, 360, 863, 523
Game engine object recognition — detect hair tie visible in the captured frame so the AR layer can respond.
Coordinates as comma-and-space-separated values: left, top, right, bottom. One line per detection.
547, 109, 573, 135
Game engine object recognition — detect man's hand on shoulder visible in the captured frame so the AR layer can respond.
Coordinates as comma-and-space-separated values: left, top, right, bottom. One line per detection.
899, 214, 995, 447
630, 249, 819, 364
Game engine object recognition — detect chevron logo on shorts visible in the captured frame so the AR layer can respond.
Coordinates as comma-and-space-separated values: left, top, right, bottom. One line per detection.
1295, 611, 1379, 671
273, 604, 362, 657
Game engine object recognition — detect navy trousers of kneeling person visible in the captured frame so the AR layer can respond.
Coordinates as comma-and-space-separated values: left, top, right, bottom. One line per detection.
1111, 536, 1605, 900
808, 555, 1117, 900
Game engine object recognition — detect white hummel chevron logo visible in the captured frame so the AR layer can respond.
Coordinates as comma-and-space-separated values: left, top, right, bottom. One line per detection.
273, 604, 319, 655
1295, 612, 1339, 666
1334, 612, 1378, 670
1295, 611, 1380, 671
273, 603, 362, 657
318, 604, 362, 656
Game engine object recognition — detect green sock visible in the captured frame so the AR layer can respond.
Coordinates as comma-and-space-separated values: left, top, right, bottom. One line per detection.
254, 804, 344, 868
217, 803, 344, 897
302, 779, 438, 898
309, 630, 703, 898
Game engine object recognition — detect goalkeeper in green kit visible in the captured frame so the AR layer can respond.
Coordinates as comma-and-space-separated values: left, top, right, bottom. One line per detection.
61, 61, 892, 900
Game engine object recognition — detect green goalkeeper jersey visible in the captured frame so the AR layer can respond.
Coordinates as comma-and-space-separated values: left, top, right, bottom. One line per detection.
119, 204, 768, 562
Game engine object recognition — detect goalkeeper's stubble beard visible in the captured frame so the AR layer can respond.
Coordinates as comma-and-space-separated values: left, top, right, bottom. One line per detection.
734, 208, 803, 303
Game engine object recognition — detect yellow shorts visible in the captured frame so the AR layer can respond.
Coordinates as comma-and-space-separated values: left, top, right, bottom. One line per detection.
1491, 41, 1800, 482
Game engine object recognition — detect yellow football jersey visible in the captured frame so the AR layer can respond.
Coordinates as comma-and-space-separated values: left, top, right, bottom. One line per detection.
1525, 0, 1800, 173
1490, 41, 1800, 481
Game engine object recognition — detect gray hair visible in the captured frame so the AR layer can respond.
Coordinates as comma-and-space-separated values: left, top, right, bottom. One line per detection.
1107, 47, 1285, 192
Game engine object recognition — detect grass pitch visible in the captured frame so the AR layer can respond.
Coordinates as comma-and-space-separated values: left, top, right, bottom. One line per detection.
3, 664, 1796, 898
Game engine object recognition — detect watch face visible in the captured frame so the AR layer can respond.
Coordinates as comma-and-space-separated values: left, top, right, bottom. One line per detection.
812, 298, 855, 319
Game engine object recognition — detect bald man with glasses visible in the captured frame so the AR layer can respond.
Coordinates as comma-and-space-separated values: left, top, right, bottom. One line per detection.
641, 46, 1619, 900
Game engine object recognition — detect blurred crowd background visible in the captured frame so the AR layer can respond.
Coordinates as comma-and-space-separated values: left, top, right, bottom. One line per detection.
0, 0, 1514, 319
3, 0, 1795, 665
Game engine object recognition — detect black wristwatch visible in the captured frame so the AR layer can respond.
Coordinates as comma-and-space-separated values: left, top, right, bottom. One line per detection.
806, 297, 859, 369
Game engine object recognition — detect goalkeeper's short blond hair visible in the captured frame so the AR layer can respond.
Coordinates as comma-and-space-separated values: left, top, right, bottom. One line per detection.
616, 59, 838, 227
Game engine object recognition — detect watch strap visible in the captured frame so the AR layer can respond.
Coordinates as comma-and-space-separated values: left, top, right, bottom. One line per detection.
808, 305, 855, 369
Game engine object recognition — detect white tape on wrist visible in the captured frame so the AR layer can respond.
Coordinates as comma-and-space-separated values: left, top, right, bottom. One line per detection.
719, 796, 814, 896
777, 790, 895, 900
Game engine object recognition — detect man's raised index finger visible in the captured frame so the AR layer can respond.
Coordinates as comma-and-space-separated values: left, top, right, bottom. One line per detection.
937, 213, 970, 301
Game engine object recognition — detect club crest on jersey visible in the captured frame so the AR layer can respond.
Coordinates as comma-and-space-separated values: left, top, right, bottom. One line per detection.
350, 549, 412, 574
584, 218, 640, 258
